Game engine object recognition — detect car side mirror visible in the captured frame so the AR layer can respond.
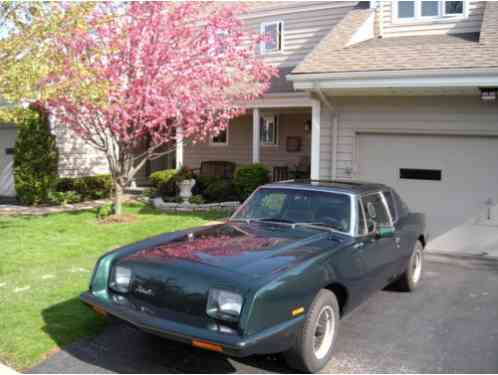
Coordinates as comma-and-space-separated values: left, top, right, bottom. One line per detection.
376, 225, 395, 239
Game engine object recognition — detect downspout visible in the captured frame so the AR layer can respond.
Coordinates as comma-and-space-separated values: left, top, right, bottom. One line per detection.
314, 88, 338, 180
378, 1, 384, 38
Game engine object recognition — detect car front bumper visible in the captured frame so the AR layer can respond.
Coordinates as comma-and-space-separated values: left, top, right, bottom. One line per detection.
80, 291, 304, 357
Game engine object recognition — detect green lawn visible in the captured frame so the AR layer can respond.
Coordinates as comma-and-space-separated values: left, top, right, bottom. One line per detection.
0, 203, 227, 370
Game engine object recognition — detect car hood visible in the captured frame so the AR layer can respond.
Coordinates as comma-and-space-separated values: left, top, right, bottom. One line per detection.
122, 221, 338, 278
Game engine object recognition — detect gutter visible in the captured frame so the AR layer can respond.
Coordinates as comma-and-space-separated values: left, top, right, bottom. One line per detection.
287, 67, 498, 90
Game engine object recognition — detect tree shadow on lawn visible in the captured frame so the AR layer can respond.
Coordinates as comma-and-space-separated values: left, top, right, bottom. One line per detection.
40, 297, 291, 374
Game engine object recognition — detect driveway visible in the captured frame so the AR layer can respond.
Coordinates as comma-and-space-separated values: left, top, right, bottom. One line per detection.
28, 257, 498, 373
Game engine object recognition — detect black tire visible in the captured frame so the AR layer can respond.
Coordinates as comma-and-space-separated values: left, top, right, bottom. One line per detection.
283, 289, 340, 373
395, 240, 424, 292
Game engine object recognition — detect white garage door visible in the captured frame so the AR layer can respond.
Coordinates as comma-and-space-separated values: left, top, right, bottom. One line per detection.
358, 133, 498, 240
0, 127, 17, 197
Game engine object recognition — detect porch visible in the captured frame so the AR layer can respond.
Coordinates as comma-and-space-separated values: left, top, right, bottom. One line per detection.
135, 94, 322, 184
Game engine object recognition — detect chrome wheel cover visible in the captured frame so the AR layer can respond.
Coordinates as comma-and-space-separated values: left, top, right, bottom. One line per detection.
412, 249, 423, 284
313, 305, 335, 360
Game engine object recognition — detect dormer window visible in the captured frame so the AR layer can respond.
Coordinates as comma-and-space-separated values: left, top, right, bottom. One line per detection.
395, 1, 465, 21
260, 21, 283, 54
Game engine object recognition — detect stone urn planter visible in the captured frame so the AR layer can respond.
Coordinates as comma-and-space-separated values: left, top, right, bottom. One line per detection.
176, 179, 196, 203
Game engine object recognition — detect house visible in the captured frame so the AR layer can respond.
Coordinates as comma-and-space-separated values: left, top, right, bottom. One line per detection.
1, 1, 497, 248
180, 0, 498, 245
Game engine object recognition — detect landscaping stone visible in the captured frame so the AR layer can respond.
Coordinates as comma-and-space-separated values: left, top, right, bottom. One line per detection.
151, 197, 240, 212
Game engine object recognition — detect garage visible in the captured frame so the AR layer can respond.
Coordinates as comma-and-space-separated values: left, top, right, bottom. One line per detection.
0, 126, 17, 198
357, 133, 498, 241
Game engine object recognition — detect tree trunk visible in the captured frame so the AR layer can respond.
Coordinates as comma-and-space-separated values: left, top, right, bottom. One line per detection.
114, 182, 124, 216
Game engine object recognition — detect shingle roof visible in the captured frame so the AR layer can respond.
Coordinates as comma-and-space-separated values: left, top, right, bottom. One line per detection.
292, 2, 498, 75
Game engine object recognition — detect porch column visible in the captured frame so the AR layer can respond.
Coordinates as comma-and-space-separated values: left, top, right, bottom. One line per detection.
252, 108, 260, 163
176, 126, 184, 169
311, 99, 321, 180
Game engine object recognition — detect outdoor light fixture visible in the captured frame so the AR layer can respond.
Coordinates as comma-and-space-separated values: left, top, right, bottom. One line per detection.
480, 88, 497, 102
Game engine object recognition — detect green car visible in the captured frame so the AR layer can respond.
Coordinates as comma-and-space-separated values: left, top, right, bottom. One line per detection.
82, 180, 426, 373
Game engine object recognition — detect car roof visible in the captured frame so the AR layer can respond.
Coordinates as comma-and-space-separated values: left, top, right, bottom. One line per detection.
262, 179, 391, 195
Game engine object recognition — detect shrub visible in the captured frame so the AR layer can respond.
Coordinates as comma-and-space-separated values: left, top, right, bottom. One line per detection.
13, 107, 58, 205
204, 178, 237, 203
149, 169, 177, 197
234, 163, 270, 200
55, 175, 112, 201
189, 194, 205, 205
96, 203, 114, 220
47, 191, 82, 206
174, 166, 194, 182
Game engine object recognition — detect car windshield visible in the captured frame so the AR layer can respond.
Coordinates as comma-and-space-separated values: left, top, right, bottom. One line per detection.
232, 188, 352, 233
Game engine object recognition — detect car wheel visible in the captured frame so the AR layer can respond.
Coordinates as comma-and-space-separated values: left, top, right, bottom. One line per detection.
396, 240, 424, 292
283, 289, 340, 373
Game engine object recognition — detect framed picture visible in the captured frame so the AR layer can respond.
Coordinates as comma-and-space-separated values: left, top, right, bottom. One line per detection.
286, 136, 301, 152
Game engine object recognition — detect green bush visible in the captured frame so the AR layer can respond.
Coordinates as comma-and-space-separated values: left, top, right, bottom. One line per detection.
55, 175, 112, 201
149, 169, 177, 197
47, 191, 82, 206
234, 163, 270, 200
13, 107, 58, 205
189, 194, 205, 205
96, 203, 114, 220
204, 179, 237, 202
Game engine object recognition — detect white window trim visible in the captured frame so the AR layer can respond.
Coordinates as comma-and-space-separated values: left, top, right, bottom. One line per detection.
393, 1, 467, 24
260, 115, 279, 146
260, 21, 284, 55
209, 128, 229, 146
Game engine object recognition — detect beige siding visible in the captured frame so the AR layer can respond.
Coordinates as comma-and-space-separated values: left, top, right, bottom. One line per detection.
381, 1, 484, 37
242, 2, 356, 68
319, 106, 334, 180
184, 112, 311, 174
52, 124, 109, 178
329, 96, 498, 179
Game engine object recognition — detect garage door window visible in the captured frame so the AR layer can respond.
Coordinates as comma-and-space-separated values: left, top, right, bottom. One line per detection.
400, 168, 442, 181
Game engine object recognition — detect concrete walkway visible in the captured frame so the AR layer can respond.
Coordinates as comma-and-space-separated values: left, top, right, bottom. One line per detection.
0, 362, 18, 374
0, 196, 136, 216
427, 217, 498, 258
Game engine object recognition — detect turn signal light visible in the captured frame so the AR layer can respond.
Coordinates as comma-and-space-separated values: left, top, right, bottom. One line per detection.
192, 340, 223, 352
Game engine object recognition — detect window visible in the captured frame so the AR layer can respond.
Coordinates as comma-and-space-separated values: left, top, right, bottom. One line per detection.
260, 115, 278, 145
421, 1, 439, 17
382, 191, 397, 222
260, 21, 283, 54
357, 199, 367, 235
400, 168, 442, 181
361, 193, 392, 232
398, 1, 415, 18
395, 1, 465, 20
210, 129, 228, 145
444, 1, 464, 15
233, 188, 352, 233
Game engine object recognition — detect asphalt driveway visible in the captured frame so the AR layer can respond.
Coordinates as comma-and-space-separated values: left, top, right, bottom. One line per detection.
28, 256, 498, 373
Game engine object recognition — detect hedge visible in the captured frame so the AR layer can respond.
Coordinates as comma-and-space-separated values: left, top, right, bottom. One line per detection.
55, 174, 113, 201
234, 163, 270, 200
13, 107, 58, 205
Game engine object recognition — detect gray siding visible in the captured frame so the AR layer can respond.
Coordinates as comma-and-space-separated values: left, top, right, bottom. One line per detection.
329, 96, 498, 179
52, 124, 109, 177
243, 2, 357, 68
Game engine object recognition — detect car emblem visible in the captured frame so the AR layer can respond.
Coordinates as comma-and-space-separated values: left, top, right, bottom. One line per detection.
135, 285, 155, 296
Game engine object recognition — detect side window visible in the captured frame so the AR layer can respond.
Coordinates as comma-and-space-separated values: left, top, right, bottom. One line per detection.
383, 190, 396, 222
393, 190, 409, 218
361, 193, 391, 232
357, 199, 367, 235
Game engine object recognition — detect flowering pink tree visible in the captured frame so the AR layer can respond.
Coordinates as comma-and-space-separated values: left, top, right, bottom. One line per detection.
44, 2, 276, 214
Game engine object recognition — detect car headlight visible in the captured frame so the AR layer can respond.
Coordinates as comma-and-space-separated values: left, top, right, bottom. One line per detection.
206, 289, 243, 322
109, 266, 132, 293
